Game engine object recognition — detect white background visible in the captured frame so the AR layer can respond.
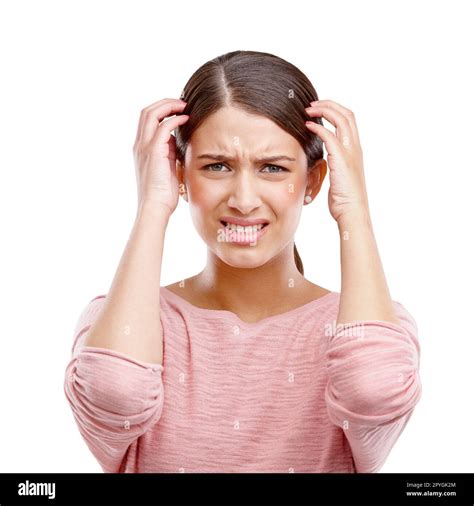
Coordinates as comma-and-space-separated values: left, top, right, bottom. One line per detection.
1, 0, 472, 472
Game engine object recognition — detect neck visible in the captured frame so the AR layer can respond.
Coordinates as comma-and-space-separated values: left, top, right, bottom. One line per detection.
192, 242, 308, 316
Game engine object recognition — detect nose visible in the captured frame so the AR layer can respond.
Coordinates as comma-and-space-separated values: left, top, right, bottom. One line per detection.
227, 170, 263, 215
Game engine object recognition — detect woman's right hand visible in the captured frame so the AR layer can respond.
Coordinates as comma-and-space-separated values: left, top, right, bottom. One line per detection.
133, 98, 189, 216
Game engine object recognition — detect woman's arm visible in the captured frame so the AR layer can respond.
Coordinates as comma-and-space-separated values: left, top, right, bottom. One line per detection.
82, 97, 188, 365
64, 99, 188, 471
325, 300, 422, 473
305, 99, 403, 326
82, 203, 169, 364
336, 210, 399, 326
64, 205, 169, 472
328, 216, 422, 471
305, 100, 422, 471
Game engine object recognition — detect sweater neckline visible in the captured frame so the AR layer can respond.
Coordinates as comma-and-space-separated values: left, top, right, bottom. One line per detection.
160, 286, 338, 326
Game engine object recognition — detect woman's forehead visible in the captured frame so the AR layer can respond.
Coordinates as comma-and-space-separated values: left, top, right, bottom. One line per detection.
187, 109, 303, 160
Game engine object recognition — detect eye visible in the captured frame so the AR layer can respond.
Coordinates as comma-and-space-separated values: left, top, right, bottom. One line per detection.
261, 164, 289, 173
202, 163, 289, 173
203, 163, 230, 172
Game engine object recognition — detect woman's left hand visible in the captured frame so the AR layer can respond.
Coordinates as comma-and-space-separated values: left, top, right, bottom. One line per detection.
305, 100, 370, 223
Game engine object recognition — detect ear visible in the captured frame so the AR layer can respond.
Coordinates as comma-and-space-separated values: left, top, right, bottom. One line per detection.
176, 159, 188, 202
304, 158, 327, 204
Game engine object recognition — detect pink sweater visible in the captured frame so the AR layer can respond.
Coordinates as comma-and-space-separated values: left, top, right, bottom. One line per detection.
64, 287, 422, 473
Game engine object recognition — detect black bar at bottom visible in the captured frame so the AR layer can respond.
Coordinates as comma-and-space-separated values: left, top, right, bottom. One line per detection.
0, 473, 473, 506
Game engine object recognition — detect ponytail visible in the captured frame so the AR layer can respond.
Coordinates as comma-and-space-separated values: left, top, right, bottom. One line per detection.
294, 243, 304, 275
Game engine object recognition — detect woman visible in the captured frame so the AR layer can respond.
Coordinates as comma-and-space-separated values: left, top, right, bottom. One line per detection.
64, 50, 422, 473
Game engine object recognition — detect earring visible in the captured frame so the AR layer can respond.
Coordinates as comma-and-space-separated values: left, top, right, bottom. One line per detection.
304, 195, 312, 204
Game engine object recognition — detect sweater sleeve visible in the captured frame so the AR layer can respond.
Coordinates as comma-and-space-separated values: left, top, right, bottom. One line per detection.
64, 295, 165, 472
324, 301, 422, 473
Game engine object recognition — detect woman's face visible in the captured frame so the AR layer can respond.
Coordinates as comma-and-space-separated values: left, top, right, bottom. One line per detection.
177, 106, 324, 269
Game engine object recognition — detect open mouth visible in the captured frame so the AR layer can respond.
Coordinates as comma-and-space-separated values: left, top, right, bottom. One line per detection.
220, 220, 269, 233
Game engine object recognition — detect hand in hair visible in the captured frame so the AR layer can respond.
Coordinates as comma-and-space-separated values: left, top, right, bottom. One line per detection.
305, 100, 369, 223
133, 98, 189, 216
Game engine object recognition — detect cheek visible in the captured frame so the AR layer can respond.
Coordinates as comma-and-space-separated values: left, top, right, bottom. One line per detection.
189, 184, 214, 210
275, 182, 305, 221
186, 174, 220, 209
283, 181, 305, 201
186, 178, 223, 234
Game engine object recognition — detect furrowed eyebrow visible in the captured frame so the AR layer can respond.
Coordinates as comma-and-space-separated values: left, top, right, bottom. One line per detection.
197, 153, 296, 163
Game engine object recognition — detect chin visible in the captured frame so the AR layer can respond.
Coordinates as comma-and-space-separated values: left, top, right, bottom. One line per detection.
215, 248, 271, 269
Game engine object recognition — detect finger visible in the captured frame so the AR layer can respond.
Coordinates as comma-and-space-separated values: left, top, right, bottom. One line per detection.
310, 100, 361, 146
140, 101, 187, 147
149, 114, 189, 157
305, 121, 341, 159
134, 98, 180, 147
134, 99, 187, 148
135, 98, 185, 142
305, 105, 354, 148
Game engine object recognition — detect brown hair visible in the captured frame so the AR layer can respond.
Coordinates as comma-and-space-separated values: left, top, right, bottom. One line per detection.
175, 50, 324, 275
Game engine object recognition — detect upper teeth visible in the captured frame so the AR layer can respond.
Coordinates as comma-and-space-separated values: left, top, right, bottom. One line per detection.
224, 222, 264, 232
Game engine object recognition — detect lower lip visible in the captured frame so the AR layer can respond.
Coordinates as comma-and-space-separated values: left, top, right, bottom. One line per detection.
219, 223, 270, 245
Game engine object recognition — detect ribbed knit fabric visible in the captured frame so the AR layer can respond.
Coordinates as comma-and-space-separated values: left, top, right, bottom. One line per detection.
64, 287, 422, 473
